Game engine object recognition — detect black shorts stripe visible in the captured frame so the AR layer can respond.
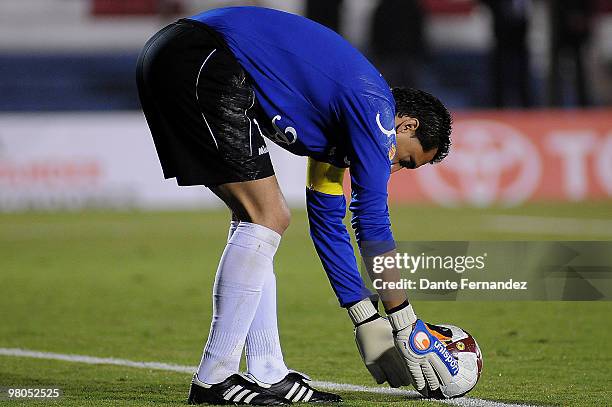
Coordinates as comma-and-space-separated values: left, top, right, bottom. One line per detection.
195, 48, 220, 150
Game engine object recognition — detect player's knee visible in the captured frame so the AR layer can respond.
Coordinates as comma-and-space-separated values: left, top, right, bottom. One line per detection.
254, 204, 290, 235
265, 204, 291, 235
240, 203, 290, 235
274, 205, 291, 234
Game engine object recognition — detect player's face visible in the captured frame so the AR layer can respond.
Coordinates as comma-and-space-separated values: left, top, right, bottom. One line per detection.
390, 115, 438, 173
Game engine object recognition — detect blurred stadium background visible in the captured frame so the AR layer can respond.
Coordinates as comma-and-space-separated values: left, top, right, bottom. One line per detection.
1, 0, 611, 213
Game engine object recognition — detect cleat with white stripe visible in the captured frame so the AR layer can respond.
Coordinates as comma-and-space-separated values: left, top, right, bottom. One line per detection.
250, 371, 342, 403
187, 373, 288, 405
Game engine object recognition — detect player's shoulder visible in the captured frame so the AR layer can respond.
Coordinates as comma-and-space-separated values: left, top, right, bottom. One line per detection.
190, 6, 283, 19
336, 78, 395, 118
191, 6, 328, 32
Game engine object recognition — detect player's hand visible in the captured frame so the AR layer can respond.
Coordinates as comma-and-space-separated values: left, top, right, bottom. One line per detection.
348, 299, 411, 388
355, 317, 412, 388
387, 304, 455, 397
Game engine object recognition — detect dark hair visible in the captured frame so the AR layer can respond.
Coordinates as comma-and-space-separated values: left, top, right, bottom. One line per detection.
392, 87, 452, 163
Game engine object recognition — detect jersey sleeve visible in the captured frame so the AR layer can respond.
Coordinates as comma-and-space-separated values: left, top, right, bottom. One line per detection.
305, 158, 372, 307
339, 90, 397, 257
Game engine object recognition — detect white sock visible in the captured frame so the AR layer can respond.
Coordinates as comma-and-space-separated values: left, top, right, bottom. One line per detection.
196, 222, 281, 384
227, 221, 289, 384
245, 271, 289, 383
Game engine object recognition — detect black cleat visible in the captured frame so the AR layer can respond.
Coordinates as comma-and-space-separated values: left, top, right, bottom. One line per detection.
187, 373, 289, 405
249, 371, 342, 403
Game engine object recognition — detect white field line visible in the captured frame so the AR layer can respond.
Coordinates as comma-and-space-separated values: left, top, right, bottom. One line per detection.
484, 215, 612, 237
0, 347, 538, 407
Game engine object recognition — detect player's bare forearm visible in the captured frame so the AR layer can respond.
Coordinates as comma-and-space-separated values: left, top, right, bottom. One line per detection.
363, 249, 408, 311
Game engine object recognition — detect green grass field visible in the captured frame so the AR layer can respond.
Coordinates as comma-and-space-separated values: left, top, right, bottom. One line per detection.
1, 202, 611, 406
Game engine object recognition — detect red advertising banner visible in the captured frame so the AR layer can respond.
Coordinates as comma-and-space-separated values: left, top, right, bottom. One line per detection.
92, 0, 157, 15
91, 0, 183, 16
388, 110, 612, 206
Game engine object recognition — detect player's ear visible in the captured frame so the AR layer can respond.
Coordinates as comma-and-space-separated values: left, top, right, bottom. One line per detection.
407, 117, 419, 131
396, 117, 419, 134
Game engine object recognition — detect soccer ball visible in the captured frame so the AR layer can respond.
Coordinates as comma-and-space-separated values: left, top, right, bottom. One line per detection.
424, 323, 483, 399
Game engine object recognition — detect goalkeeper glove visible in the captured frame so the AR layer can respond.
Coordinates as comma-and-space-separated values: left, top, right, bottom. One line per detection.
347, 299, 411, 388
387, 303, 457, 397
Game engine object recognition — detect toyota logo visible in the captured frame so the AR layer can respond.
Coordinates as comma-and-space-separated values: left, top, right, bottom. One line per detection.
418, 120, 542, 206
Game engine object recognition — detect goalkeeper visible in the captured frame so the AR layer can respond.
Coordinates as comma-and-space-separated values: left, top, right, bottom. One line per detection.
137, 6, 452, 405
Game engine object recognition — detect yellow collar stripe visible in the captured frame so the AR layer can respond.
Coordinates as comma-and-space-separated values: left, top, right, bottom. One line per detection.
306, 158, 346, 195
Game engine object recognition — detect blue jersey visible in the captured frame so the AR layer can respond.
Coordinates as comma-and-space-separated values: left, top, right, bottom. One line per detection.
189, 7, 397, 306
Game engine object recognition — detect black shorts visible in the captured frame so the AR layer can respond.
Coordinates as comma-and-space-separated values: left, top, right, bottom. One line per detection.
136, 19, 274, 187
